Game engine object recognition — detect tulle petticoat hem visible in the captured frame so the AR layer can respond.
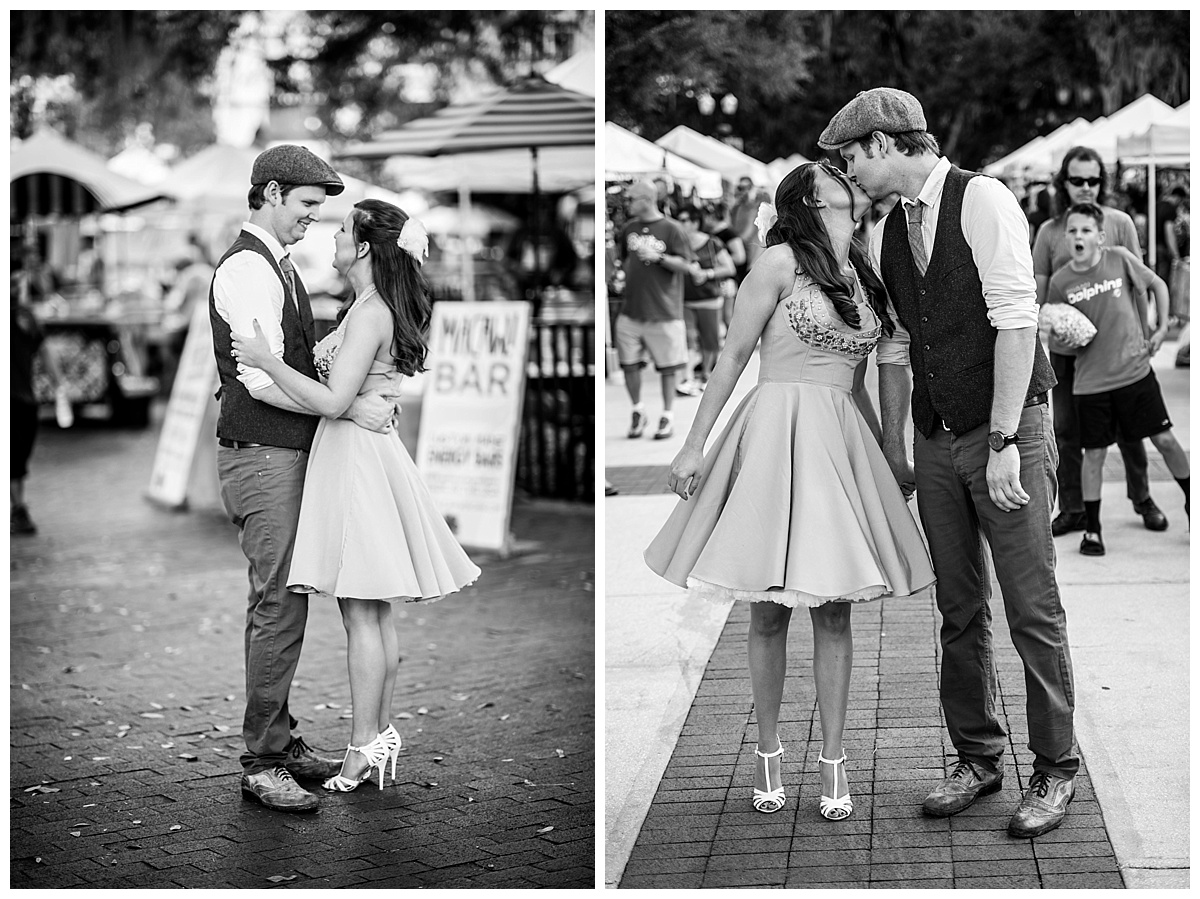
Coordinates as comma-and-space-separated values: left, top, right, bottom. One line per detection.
687, 576, 934, 609
288, 576, 478, 604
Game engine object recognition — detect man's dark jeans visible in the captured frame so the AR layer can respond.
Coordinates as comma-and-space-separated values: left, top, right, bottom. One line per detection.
914, 405, 1079, 779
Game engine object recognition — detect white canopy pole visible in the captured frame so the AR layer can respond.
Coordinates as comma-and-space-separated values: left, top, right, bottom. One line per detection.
1148, 157, 1157, 269
455, 159, 477, 302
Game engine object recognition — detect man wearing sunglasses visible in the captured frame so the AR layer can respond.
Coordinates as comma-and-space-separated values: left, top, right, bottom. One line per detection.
821, 87, 1077, 839
1032, 146, 1164, 536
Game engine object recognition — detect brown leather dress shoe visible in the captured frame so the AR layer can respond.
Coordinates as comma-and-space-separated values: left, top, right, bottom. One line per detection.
1007, 772, 1074, 838
922, 759, 1003, 817
283, 735, 342, 781
241, 765, 319, 812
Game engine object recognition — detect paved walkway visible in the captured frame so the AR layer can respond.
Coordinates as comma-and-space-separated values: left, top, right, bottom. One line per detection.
11, 405, 594, 889
605, 343, 1189, 888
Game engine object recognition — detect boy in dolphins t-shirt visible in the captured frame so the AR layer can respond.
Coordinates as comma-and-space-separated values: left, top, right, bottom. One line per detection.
1046, 203, 1189, 556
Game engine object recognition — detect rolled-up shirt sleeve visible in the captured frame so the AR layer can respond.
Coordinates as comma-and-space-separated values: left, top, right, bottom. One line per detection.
868, 212, 911, 366
962, 177, 1039, 330
212, 252, 287, 392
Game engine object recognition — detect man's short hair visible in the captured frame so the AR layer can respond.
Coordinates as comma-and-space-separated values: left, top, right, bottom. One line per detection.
856, 130, 941, 158
247, 182, 301, 210
1065, 202, 1105, 228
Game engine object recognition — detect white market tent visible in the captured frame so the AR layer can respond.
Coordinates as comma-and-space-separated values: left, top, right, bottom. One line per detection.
11, 129, 172, 216
984, 94, 1180, 183
654, 125, 771, 187
1116, 127, 1189, 166
604, 121, 723, 198
766, 153, 811, 189
1115, 100, 1191, 267
544, 46, 595, 97
107, 143, 172, 186
983, 117, 1092, 181
1077, 93, 1177, 164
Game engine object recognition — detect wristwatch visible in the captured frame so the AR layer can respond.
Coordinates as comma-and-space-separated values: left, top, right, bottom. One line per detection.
987, 430, 1019, 452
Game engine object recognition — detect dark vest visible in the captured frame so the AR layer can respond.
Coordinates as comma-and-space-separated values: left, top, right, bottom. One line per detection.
210, 231, 319, 450
879, 166, 1056, 437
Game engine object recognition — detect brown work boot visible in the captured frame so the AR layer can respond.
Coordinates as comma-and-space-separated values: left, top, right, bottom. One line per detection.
922, 759, 1003, 817
240, 765, 319, 812
283, 734, 342, 781
1007, 772, 1074, 838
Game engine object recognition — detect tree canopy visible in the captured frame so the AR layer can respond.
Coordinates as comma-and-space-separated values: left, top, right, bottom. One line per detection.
9, 10, 592, 165
266, 10, 592, 142
605, 10, 1190, 170
10, 11, 243, 153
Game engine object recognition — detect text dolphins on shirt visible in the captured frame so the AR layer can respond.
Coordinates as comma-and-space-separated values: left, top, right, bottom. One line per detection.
1065, 276, 1125, 306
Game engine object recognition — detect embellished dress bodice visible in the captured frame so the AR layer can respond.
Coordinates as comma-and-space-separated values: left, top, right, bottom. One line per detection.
757, 273, 881, 390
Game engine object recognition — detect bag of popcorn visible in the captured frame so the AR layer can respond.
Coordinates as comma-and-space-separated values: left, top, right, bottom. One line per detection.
1039, 303, 1097, 349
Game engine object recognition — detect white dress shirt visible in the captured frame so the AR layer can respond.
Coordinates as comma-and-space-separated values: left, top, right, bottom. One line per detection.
212, 222, 302, 391
873, 157, 1039, 366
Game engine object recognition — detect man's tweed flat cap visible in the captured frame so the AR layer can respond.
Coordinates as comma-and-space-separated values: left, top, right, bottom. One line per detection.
818, 87, 927, 150
251, 144, 345, 196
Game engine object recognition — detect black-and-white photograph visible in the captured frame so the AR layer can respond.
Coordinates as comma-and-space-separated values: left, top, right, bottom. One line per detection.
11, 10, 595, 889
603, 10, 1189, 889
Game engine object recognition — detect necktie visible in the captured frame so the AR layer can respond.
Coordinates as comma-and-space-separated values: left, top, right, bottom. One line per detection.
907, 200, 929, 276
279, 255, 298, 311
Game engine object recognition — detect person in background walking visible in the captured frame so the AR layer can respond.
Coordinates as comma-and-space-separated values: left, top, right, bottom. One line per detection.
11, 267, 66, 536
1164, 185, 1190, 368
731, 175, 767, 281
826, 87, 1078, 838
677, 208, 736, 387
1032, 146, 1166, 535
705, 204, 747, 328
614, 180, 695, 441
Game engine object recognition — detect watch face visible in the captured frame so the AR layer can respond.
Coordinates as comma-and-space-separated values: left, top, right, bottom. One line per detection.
988, 432, 1004, 451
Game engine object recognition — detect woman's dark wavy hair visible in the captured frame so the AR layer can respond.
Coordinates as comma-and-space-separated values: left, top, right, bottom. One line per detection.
764, 164, 895, 337
349, 198, 432, 376
1052, 146, 1107, 219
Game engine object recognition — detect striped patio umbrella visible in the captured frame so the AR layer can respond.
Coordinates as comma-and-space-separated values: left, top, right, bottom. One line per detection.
338, 76, 596, 301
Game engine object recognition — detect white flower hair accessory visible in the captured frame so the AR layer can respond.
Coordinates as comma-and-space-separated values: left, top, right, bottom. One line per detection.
755, 201, 778, 245
396, 217, 429, 264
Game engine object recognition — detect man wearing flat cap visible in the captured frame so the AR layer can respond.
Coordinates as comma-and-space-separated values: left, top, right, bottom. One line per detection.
209, 144, 398, 812
820, 89, 1078, 838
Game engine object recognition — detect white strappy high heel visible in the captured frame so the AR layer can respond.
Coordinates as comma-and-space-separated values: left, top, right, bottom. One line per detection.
323, 733, 391, 792
752, 744, 785, 814
378, 724, 402, 783
818, 753, 853, 820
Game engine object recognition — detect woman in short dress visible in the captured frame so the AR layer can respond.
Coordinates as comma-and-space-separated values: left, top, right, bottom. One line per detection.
234, 199, 480, 792
645, 163, 935, 820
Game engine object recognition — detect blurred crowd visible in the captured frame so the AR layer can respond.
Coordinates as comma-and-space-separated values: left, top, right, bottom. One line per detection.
606, 156, 1190, 415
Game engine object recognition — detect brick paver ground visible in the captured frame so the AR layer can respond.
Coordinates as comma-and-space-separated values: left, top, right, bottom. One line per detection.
11, 410, 594, 889
613, 495, 1123, 889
